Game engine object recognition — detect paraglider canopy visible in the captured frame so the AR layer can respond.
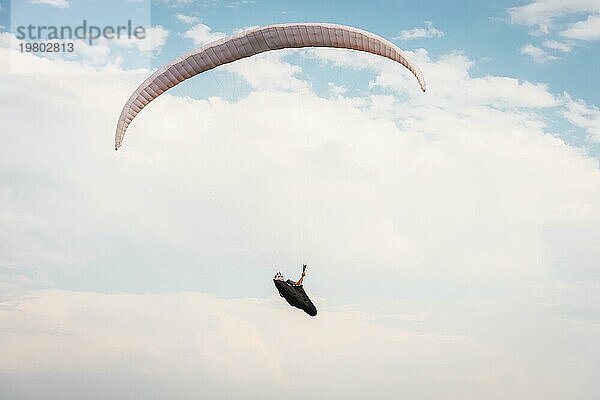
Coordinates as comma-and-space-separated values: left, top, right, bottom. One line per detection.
115, 22, 427, 150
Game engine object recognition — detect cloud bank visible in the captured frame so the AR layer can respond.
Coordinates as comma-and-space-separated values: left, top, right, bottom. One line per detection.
1, 24, 599, 399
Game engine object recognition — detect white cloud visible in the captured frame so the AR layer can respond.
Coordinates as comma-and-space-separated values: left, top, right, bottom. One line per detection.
29, 0, 69, 8
562, 94, 600, 142
234, 25, 261, 34
0, 28, 164, 71
136, 25, 169, 53
1, 43, 594, 285
0, 188, 78, 271
519, 43, 559, 63
0, 33, 125, 72
1, 288, 599, 399
159, 0, 194, 5
1, 34, 600, 400
328, 82, 346, 96
309, 48, 559, 108
225, 0, 254, 9
183, 23, 226, 46
542, 39, 573, 52
560, 14, 600, 40
509, 0, 600, 59
90, 25, 170, 55
175, 13, 199, 25
223, 51, 309, 92
107, 25, 170, 54
69, 40, 113, 66
395, 21, 444, 41
509, 0, 600, 32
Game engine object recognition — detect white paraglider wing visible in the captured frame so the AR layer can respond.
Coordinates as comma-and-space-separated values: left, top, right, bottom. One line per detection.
115, 23, 426, 150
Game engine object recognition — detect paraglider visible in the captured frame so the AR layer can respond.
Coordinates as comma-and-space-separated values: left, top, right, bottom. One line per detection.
114, 22, 426, 150
273, 265, 317, 317
114, 23, 427, 316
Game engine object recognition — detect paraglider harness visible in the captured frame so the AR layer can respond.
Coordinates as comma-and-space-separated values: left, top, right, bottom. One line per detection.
273, 265, 317, 316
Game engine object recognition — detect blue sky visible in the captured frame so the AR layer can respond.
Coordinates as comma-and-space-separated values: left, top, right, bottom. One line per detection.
1, 1, 600, 399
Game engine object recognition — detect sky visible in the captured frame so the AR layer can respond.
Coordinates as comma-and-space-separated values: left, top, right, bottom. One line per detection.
1, 0, 600, 399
